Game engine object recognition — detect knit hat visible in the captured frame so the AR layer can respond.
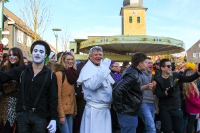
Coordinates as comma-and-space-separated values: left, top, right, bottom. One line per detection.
110, 61, 115, 66
30, 40, 51, 57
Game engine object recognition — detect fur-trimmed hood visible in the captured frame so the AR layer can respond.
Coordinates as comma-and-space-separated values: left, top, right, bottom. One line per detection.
52, 63, 64, 72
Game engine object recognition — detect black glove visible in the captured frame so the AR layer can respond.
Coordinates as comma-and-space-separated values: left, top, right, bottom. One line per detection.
167, 87, 175, 94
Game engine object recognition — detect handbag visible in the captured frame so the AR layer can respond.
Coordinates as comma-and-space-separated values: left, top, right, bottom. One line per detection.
3, 80, 19, 94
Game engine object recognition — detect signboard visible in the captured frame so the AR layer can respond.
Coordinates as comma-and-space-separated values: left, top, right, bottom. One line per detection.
1, 30, 9, 35
1, 38, 9, 45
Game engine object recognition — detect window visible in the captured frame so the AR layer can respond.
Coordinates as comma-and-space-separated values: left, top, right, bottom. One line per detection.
193, 53, 198, 58
129, 16, 132, 23
137, 17, 140, 23
17, 30, 24, 44
26, 36, 32, 47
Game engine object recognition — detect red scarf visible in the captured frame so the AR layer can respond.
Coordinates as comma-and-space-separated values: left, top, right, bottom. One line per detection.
64, 68, 79, 85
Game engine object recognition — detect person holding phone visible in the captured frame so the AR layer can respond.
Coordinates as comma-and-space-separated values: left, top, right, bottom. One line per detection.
155, 58, 200, 133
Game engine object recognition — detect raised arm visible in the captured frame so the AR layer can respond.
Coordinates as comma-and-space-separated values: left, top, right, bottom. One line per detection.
178, 72, 199, 82
83, 66, 110, 90
0, 65, 24, 83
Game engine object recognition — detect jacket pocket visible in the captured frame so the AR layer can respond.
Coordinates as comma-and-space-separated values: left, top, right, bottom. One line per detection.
62, 94, 73, 111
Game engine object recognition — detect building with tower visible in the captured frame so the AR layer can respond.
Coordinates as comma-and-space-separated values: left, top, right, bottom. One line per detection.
70, 0, 185, 61
121, 0, 146, 35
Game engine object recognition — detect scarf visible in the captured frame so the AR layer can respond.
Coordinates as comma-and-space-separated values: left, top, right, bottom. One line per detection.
64, 67, 79, 85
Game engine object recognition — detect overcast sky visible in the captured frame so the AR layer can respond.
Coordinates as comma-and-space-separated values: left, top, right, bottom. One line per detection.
5, 0, 200, 52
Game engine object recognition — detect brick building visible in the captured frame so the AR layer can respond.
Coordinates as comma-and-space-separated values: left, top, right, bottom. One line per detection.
2, 7, 56, 61
186, 40, 200, 63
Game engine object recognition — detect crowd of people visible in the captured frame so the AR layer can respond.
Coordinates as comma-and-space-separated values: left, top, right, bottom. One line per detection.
0, 40, 200, 133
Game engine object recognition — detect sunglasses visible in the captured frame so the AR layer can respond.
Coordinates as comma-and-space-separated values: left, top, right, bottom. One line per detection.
164, 65, 172, 68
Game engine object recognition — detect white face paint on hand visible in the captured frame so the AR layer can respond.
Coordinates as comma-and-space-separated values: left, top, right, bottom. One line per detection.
32, 45, 46, 64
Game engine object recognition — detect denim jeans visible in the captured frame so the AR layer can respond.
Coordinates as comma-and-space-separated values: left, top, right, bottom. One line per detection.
159, 109, 184, 133
57, 114, 73, 133
16, 111, 47, 133
117, 113, 138, 133
139, 103, 156, 133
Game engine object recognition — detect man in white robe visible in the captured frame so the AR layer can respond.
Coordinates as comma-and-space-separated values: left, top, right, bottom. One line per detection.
77, 46, 114, 133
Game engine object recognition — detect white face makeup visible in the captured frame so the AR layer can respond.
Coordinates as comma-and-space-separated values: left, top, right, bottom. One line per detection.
9, 50, 19, 64
32, 45, 46, 64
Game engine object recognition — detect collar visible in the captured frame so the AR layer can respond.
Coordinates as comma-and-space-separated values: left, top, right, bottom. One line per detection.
131, 65, 143, 74
111, 70, 117, 73
89, 59, 99, 66
26, 63, 48, 75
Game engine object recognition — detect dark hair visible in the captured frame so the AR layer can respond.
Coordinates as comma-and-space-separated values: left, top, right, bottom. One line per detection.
5, 47, 24, 71
57, 52, 64, 62
77, 60, 87, 73
183, 68, 193, 76
122, 60, 130, 68
131, 52, 147, 66
30, 40, 51, 57
159, 58, 170, 68
171, 62, 175, 71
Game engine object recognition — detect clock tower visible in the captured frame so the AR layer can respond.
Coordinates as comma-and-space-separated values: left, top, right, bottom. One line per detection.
120, 0, 147, 35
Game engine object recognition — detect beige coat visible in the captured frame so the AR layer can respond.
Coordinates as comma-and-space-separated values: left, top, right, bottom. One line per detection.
53, 63, 77, 118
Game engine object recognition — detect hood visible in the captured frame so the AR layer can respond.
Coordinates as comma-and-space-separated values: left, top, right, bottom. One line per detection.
52, 63, 64, 72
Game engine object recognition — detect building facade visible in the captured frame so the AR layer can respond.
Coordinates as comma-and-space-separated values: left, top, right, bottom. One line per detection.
3, 7, 56, 61
120, 0, 147, 35
186, 40, 200, 63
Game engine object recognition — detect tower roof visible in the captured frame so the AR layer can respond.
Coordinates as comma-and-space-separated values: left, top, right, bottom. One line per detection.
123, 0, 143, 7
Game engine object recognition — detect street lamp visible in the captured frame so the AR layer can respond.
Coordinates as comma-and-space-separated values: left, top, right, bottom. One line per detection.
52, 28, 61, 54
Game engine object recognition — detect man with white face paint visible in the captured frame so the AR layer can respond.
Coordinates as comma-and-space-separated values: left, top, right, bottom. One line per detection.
0, 40, 58, 133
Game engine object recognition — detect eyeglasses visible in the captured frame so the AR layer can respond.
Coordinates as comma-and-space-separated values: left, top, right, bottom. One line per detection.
164, 65, 172, 68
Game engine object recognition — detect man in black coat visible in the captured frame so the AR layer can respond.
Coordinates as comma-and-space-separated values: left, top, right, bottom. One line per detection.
154, 58, 200, 133
0, 40, 58, 133
112, 52, 147, 133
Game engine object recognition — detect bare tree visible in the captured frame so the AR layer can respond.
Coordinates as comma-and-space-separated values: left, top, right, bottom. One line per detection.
2, 0, 9, 2
61, 25, 71, 52
17, 0, 52, 41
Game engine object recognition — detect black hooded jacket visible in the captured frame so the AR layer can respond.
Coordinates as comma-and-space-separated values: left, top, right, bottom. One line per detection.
0, 63, 58, 120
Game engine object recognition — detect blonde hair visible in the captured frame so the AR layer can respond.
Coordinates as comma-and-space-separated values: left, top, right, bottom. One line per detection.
58, 52, 76, 70
183, 69, 199, 99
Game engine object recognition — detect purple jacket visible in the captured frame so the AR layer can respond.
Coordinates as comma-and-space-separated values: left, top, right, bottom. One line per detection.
185, 85, 200, 114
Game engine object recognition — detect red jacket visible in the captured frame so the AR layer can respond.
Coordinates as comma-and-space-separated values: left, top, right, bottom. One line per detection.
185, 85, 200, 114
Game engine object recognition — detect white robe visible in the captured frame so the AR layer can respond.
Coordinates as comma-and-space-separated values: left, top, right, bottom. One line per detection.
77, 59, 114, 133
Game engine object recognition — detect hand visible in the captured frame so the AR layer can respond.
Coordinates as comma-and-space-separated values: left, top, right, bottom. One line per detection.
166, 87, 175, 94
47, 120, 56, 133
147, 83, 153, 90
101, 58, 111, 68
59, 117, 65, 124
152, 81, 157, 87
73, 112, 77, 116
